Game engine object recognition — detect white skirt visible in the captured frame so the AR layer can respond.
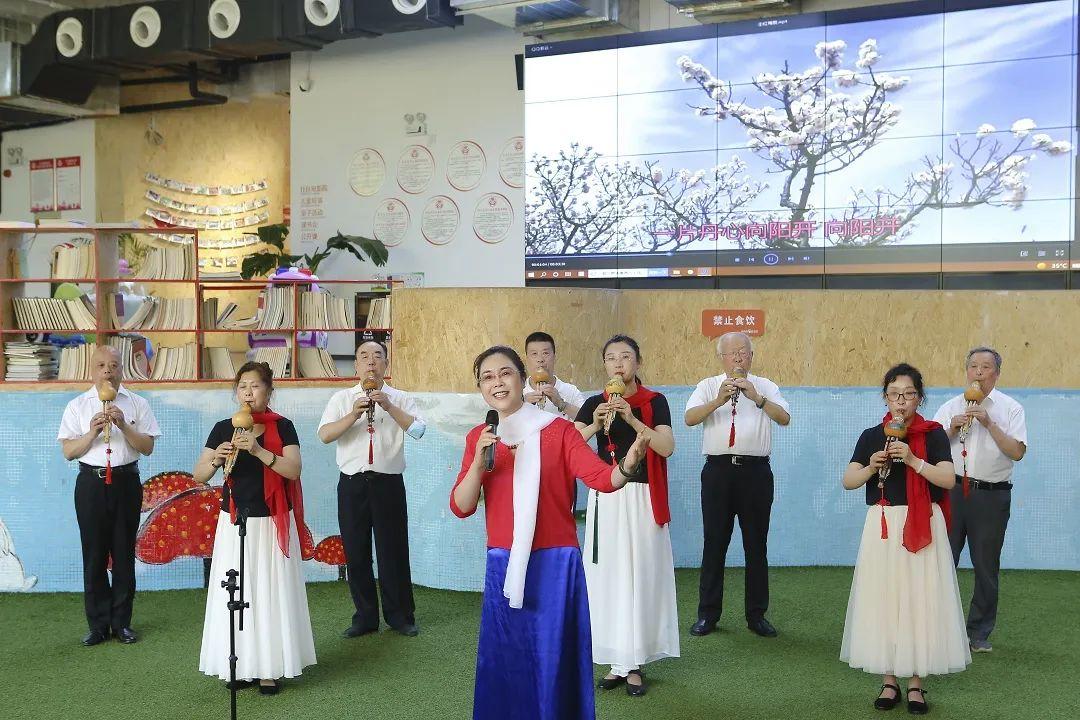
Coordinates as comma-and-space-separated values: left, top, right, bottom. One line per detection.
841, 504, 971, 678
583, 484, 681, 670
199, 512, 317, 681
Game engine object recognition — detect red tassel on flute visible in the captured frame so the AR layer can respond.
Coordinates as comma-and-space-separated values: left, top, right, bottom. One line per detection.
961, 447, 970, 497
728, 419, 736, 448
104, 448, 112, 486
368, 427, 375, 465
880, 506, 888, 539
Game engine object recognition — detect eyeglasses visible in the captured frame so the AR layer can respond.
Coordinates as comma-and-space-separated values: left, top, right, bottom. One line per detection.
478, 368, 519, 386
885, 390, 919, 402
721, 350, 751, 359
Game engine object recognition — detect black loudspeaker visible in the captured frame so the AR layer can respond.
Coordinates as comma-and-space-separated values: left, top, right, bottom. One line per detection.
352, 0, 461, 35
19, 11, 110, 103
204, 0, 320, 57
91, 2, 212, 69
515, 53, 524, 91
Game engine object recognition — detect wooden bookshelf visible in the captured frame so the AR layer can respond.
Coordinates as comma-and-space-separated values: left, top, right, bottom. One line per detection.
0, 223, 394, 386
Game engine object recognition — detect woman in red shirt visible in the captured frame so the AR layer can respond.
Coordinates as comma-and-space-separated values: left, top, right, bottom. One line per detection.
451, 345, 649, 720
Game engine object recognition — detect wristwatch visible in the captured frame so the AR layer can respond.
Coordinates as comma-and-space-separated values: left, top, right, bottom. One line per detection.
755, 396, 767, 409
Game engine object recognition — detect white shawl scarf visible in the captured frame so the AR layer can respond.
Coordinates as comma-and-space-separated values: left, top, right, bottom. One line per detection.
496, 402, 558, 609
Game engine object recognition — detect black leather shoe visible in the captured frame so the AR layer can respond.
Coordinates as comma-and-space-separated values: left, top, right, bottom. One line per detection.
625, 670, 647, 697
82, 629, 108, 647
115, 627, 138, 644
906, 687, 929, 715
342, 624, 378, 638
747, 617, 777, 637
597, 675, 626, 690
690, 619, 716, 636
391, 623, 419, 637
258, 680, 280, 696
874, 683, 901, 710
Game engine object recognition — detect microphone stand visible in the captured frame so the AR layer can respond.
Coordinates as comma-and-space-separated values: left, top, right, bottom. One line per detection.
222, 507, 249, 720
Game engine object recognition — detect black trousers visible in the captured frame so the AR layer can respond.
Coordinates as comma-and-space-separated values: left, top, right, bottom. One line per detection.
74, 464, 142, 633
337, 471, 415, 630
948, 480, 1011, 642
697, 456, 774, 623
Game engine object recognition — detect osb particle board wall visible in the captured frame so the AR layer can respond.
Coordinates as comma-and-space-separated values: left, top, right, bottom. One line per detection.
94, 94, 290, 350
392, 288, 1079, 392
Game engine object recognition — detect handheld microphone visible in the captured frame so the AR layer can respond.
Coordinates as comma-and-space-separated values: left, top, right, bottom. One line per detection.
483, 409, 499, 472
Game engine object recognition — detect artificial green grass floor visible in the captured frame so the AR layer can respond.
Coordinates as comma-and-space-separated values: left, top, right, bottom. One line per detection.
1, 567, 1076, 720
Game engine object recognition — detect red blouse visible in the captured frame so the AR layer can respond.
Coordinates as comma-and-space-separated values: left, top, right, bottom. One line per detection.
451, 418, 617, 551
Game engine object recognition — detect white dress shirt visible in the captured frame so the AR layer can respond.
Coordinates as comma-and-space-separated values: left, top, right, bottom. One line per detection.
57, 384, 161, 466
933, 388, 1026, 484
319, 382, 425, 475
523, 376, 586, 421
686, 373, 789, 457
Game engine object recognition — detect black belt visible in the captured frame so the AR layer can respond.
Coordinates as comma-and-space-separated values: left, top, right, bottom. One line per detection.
341, 470, 400, 480
79, 461, 139, 478
707, 454, 770, 467
957, 475, 1012, 491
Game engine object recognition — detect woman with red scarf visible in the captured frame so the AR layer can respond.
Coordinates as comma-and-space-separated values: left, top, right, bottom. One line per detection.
195, 362, 316, 695
575, 335, 679, 698
841, 363, 970, 715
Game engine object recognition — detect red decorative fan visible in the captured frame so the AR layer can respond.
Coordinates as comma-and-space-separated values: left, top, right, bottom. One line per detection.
141, 471, 204, 512
136, 485, 317, 564
136, 486, 221, 564
312, 535, 347, 566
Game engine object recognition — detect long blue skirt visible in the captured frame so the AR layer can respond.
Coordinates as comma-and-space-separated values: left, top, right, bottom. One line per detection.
473, 547, 595, 720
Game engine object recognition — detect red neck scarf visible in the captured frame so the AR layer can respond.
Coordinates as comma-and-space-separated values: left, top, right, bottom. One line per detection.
227, 409, 312, 558
604, 385, 671, 526
879, 412, 951, 553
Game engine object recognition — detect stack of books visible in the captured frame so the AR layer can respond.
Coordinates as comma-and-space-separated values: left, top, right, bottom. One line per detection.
300, 291, 352, 330
149, 343, 197, 381
11, 296, 97, 331
119, 297, 195, 331
253, 346, 290, 379
364, 295, 391, 329
297, 347, 338, 378
51, 241, 95, 279
201, 346, 236, 380
4, 341, 58, 381
138, 243, 194, 280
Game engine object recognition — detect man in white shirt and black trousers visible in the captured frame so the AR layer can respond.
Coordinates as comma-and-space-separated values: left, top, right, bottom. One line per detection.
933, 346, 1026, 654
319, 340, 426, 638
57, 346, 161, 647
522, 331, 586, 421
685, 332, 790, 638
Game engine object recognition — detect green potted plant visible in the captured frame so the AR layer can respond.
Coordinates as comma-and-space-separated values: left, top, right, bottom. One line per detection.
239, 223, 389, 279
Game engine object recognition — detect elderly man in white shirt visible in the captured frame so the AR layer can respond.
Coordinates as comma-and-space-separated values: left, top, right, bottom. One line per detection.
319, 340, 426, 638
933, 347, 1026, 653
685, 332, 790, 639
57, 346, 160, 647
522, 331, 586, 421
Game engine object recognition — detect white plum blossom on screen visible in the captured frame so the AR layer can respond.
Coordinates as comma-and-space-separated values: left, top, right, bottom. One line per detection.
1010, 118, 1036, 137
856, 39, 880, 68
814, 40, 846, 70
1030, 133, 1053, 149
673, 37, 1075, 247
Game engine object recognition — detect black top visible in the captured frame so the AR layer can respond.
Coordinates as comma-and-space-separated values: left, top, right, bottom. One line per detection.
850, 424, 951, 506
576, 392, 671, 482
206, 417, 299, 517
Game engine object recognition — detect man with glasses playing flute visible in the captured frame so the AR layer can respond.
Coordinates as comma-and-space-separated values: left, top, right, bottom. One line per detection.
685, 332, 790, 639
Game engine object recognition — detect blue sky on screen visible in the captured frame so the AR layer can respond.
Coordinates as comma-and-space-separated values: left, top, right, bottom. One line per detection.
526, 0, 1078, 249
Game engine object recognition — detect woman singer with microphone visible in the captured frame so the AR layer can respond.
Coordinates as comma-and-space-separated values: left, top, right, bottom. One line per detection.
450, 345, 650, 720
